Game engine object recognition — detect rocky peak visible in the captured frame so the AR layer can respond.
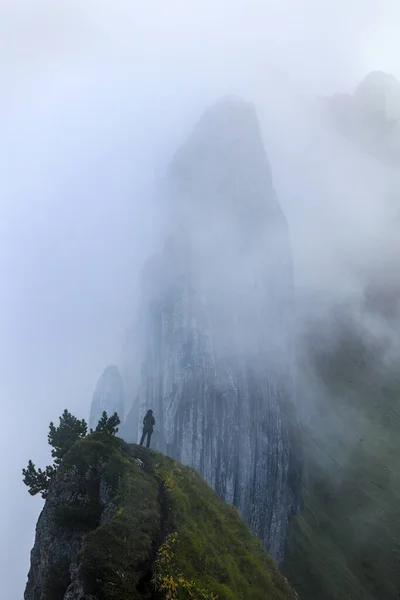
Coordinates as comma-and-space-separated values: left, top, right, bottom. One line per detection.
123, 98, 300, 563
169, 97, 282, 240
89, 365, 124, 430
327, 71, 400, 164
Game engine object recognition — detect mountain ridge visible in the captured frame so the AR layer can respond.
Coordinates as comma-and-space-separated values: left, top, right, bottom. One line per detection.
24, 433, 297, 600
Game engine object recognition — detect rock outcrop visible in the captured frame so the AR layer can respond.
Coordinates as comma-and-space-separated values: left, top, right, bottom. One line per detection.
89, 365, 124, 430
24, 434, 297, 600
123, 97, 301, 562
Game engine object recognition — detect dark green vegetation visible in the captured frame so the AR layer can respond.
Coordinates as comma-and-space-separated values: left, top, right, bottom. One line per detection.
48, 410, 88, 466
94, 410, 121, 436
284, 313, 400, 599
58, 434, 161, 599
40, 434, 296, 600
22, 409, 120, 498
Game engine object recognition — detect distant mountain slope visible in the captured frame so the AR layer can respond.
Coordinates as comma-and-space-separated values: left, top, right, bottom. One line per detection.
284, 306, 400, 599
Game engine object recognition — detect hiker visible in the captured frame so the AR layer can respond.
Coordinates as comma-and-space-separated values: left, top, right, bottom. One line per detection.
140, 409, 155, 449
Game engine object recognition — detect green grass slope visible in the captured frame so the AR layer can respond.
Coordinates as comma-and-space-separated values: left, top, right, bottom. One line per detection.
49, 434, 296, 600
284, 316, 400, 600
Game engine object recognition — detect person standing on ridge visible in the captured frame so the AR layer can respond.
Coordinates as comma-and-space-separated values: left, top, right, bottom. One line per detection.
140, 409, 155, 448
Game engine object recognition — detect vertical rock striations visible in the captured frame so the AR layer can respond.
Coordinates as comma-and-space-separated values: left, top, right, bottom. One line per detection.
124, 97, 301, 562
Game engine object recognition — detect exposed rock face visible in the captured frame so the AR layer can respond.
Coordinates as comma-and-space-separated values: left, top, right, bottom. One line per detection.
89, 365, 124, 430
24, 455, 116, 600
124, 97, 301, 562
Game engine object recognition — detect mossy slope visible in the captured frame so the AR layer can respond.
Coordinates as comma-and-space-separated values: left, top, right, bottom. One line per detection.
284, 317, 400, 600
26, 433, 296, 600
152, 454, 295, 600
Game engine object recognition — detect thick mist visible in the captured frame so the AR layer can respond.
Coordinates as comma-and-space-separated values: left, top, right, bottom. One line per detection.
1, 1, 400, 598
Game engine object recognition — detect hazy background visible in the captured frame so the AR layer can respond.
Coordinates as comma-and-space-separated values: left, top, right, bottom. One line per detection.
1, 1, 400, 598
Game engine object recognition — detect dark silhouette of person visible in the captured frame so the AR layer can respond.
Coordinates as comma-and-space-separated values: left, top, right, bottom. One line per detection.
140, 409, 155, 448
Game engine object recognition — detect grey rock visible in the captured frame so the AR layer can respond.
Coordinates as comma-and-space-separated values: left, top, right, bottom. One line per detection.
24, 461, 118, 600
63, 563, 94, 600
89, 365, 124, 430
124, 97, 302, 562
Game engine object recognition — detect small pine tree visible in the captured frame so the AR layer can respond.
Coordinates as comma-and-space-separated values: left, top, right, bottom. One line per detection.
22, 461, 56, 499
23, 409, 120, 499
23, 409, 87, 498
94, 411, 121, 436
48, 409, 88, 465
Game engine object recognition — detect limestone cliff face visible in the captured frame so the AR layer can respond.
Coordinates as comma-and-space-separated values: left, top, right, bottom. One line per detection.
89, 365, 124, 430
123, 97, 301, 562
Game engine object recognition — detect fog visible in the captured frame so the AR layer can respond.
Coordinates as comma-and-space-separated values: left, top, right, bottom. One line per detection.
1, 1, 400, 598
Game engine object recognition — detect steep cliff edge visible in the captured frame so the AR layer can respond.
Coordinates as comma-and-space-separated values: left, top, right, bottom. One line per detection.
25, 434, 297, 600
122, 97, 301, 563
